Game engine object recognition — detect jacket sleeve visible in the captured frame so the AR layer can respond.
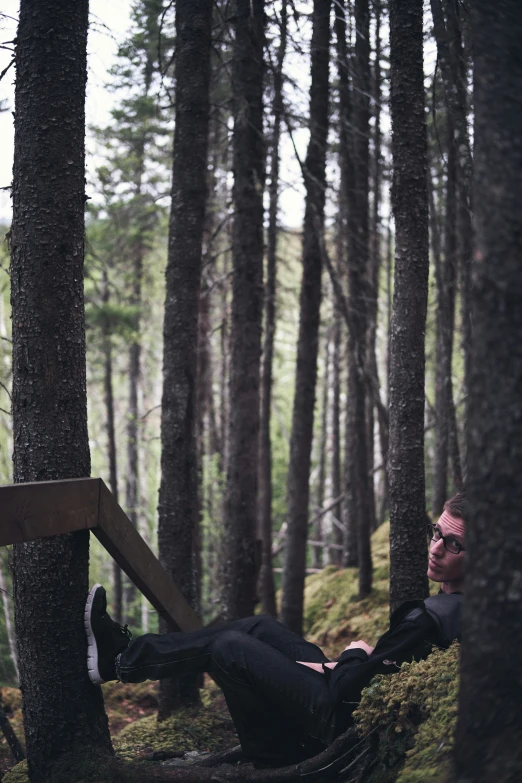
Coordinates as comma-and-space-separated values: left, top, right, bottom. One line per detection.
325, 602, 442, 709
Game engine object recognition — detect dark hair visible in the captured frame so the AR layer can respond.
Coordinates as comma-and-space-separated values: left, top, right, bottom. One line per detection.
443, 491, 468, 523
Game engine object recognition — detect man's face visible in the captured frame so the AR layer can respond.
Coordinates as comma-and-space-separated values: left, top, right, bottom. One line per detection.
427, 509, 466, 584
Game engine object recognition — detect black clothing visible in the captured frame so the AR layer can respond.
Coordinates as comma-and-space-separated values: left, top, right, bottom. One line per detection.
116, 594, 461, 765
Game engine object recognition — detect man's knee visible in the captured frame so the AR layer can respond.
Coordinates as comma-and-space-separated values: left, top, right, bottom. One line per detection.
212, 629, 251, 668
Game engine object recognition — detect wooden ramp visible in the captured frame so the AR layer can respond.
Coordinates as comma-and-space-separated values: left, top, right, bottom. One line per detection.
0, 478, 202, 631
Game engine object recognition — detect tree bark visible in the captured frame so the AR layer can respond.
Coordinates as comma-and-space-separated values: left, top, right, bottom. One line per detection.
334, 0, 358, 569
366, 0, 383, 533
430, 0, 473, 463
388, 0, 430, 613
258, 0, 287, 617
348, 0, 373, 597
454, 2, 522, 779
10, 1, 113, 779
281, 0, 331, 634
331, 212, 343, 565
157, 0, 213, 715
432, 111, 460, 515
222, 0, 266, 620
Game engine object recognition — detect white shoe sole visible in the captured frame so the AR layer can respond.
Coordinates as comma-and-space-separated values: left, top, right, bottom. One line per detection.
85, 583, 104, 685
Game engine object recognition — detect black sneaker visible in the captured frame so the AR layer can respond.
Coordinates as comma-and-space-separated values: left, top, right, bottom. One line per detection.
84, 584, 132, 685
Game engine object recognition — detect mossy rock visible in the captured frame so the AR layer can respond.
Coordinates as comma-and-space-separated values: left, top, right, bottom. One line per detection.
354, 642, 460, 783
113, 704, 238, 761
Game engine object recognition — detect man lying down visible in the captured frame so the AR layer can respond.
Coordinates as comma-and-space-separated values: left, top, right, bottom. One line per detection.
84, 493, 466, 768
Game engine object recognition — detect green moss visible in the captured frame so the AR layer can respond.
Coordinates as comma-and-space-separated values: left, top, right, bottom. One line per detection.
353, 643, 460, 783
113, 704, 237, 761
303, 523, 391, 653
2, 760, 28, 783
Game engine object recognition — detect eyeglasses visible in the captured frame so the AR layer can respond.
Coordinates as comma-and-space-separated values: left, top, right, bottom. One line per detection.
426, 524, 465, 555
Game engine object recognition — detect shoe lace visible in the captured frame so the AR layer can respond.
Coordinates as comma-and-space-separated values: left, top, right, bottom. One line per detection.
108, 616, 133, 644
120, 623, 133, 643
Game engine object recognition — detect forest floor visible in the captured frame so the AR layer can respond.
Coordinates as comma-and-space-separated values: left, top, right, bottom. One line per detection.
0, 523, 459, 782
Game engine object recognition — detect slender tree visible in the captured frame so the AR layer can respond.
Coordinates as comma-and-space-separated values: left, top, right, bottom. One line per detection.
430, 0, 473, 452
313, 328, 331, 569
258, 0, 287, 617
334, 0, 358, 569
222, 0, 266, 619
10, 1, 113, 779
388, 0, 430, 613
157, 0, 213, 714
281, 0, 331, 634
454, 2, 522, 779
345, 0, 373, 596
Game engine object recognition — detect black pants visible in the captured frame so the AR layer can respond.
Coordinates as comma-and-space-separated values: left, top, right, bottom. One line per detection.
116, 615, 342, 765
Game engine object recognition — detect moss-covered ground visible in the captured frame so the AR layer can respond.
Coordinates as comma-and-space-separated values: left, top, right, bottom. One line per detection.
1, 524, 459, 782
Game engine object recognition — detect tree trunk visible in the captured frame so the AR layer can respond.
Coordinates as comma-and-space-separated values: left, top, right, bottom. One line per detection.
388, 0, 430, 613
347, 0, 373, 598
157, 0, 213, 716
331, 213, 343, 565
430, 0, 473, 466
101, 270, 123, 625
313, 328, 330, 569
454, 2, 522, 779
432, 111, 459, 515
334, 0, 358, 569
366, 0, 383, 533
123, 44, 155, 623
222, 0, 265, 620
10, 1, 113, 779
258, 0, 287, 617
281, 0, 331, 634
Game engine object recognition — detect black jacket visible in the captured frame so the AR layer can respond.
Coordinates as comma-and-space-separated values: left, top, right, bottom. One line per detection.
325, 593, 462, 719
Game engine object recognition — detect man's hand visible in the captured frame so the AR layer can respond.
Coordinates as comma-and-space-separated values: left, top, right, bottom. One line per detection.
343, 640, 374, 656
296, 640, 374, 673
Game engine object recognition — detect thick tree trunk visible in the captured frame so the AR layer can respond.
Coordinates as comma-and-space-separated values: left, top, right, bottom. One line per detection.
454, 2, 522, 779
281, 0, 331, 634
10, 1, 113, 779
157, 0, 213, 715
258, 0, 287, 617
222, 0, 265, 620
388, 0, 430, 613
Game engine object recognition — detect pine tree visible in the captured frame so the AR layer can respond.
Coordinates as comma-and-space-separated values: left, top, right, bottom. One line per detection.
10, 1, 113, 778
281, 0, 331, 634
388, 0, 430, 613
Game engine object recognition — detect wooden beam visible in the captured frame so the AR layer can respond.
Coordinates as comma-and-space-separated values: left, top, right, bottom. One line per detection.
0, 478, 202, 632
96, 481, 201, 631
0, 478, 99, 547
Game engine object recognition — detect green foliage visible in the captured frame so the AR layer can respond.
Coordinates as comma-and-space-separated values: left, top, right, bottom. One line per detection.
2, 760, 28, 783
353, 643, 460, 783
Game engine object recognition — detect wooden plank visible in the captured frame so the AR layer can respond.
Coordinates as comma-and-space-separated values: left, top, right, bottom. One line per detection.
0, 478, 100, 547
96, 480, 202, 632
